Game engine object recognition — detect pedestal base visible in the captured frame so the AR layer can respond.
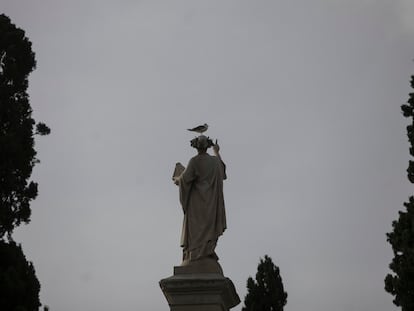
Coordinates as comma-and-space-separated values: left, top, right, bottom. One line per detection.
160, 271, 240, 311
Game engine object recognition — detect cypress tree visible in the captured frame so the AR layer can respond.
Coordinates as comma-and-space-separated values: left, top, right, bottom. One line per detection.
0, 240, 41, 310
384, 75, 414, 310
242, 255, 287, 311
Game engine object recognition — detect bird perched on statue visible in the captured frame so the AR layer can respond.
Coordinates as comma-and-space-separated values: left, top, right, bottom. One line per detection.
187, 123, 208, 134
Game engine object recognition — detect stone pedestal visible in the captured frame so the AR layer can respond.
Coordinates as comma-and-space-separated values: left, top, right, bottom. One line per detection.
160, 260, 240, 311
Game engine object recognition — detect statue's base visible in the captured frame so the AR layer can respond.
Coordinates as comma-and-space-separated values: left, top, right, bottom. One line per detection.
160, 262, 240, 311
175, 257, 224, 275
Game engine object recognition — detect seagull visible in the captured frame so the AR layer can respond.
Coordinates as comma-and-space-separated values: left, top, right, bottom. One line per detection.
187, 123, 208, 134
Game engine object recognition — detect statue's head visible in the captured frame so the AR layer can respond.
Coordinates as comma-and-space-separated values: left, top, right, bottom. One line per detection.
190, 135, 214, 153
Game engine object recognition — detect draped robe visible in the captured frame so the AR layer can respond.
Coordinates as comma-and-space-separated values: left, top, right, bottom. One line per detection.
178, 153, 227, 262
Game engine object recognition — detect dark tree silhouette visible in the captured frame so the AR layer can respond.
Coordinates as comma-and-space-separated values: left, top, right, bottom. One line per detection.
0, 240, 41, 310
242, 255, 287, 311
0, 14, 49, 310
385, 75, 414, 311
0, 13, 49, 240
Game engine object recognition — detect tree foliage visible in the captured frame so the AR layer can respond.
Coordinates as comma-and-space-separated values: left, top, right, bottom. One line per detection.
0, 14, 48, 310
242, 255, 287, 311
0, 240, 41, 311
384, 75, 414, 310
0, 13, 49, 239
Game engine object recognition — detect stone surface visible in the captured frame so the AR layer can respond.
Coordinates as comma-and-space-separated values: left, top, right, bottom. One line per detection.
160, 272, 240, 311
174, 257, 224, 275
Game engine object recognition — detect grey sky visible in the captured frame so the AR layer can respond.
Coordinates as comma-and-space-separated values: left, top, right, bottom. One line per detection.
3, 1, 414, 310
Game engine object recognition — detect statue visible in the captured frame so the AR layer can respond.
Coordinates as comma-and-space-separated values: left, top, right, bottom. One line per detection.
160, 131, 240, 311
173, 134, 227, 268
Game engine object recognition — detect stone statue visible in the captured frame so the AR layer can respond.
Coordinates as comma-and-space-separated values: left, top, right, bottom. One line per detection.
173, 135, 227, 269
160, 134, 240, 311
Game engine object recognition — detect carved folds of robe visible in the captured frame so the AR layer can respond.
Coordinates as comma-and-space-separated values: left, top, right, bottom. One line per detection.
178, 153, 227, 262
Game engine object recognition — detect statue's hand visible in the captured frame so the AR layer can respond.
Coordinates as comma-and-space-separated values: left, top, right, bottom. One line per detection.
213, 139, 220, 155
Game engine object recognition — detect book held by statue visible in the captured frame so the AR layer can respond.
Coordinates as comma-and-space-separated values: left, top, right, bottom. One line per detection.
172, 162, 185, 179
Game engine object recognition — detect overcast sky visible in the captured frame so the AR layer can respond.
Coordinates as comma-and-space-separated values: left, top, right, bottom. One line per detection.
3, 1, 414, 310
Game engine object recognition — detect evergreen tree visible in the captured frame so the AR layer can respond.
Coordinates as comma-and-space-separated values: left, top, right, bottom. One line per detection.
0, 13, 49, 240
0, 240, 41, 310
0, 14, 49, 310
242, 255, 287, 311
384, 75, 414, 310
